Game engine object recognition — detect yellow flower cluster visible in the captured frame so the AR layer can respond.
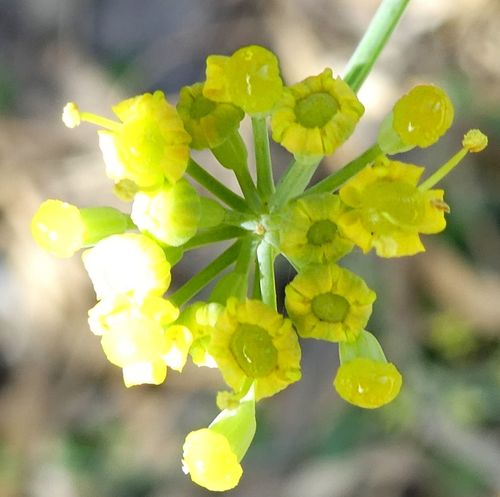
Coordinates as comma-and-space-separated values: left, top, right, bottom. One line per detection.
31, 42, 488, 492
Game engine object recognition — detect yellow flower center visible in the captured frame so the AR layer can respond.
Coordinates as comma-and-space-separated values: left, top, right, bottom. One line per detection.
295, 92, 339, 128
190, 94, 216, 119
306, 219, 338, 246
311, 293, 350, 323
363, 180, 424, 230
230, 324, 278, 378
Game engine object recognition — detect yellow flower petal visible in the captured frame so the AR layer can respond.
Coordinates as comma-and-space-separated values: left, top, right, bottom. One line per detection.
392, 85, 454, 148
182, 428, 243, 492
82, 233, 171, 300
334, 357, 402, 408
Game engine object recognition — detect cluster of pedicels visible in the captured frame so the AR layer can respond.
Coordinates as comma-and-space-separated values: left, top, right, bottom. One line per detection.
31, 45, 487, 491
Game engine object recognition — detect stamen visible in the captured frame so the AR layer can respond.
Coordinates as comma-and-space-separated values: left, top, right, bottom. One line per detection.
62, 102, 121, 131
418, 129, 487, 191
79, 111, 121, 131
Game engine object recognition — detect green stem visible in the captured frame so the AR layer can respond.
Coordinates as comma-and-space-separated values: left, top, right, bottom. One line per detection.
235, 236, 259, 275
211, 132, 262, 212
252, 260, 262, 300
186, 159, 250, 213
257, 241, 277, 310
182, 225, 246, 251
169, 241, 241, 307
270, 157, 321, 210
232, 164, 262, 213
300, 144, 382, 197
343, 0, 411, 93
252, 116, 275, 200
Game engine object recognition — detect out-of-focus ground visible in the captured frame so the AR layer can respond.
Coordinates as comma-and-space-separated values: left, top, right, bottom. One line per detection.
0, 0, 499, 496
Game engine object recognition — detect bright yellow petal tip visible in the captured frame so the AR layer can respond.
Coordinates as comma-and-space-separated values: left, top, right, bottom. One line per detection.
122, 360, 167, 388
31, 199, 85, 257
182, 428, 243, 492
333, 357, 402, 409
462, 129, 488, 153
392, 85, 454, 148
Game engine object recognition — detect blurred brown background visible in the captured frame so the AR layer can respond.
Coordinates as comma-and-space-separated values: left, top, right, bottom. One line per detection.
0, 0, 499, 496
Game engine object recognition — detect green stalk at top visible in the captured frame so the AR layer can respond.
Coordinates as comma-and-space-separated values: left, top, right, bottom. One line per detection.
343, 0, 411, 92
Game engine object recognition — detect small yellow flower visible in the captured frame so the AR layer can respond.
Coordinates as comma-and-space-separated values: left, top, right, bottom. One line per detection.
31, 200, 85, 258
65, 91, 191, 192
209, 298, 301, 400
31, 200, 131, 258
271, 68, 364, 158
333, 357, 402, 409
204, 45, 284, 115
392, 85, 454, 148
182, 428, 243, 491
279, 193, 353, 267
82, 233, 171, 300
177, 82, 244, 149
285, 264, 376, 342
182, 386, 255, 491
100, 311, 169, 387
131, 179, 201, 247
338, 158, 448, 257
90, 294, 182, 386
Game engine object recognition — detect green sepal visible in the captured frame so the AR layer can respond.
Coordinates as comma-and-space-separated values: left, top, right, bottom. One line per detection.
211, 131, 248, 171
79, 207, 133, 245
162, 245, 184, 266
339, 330, 387, 364
210, 384, 256, 461
377, 112, 414, 155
